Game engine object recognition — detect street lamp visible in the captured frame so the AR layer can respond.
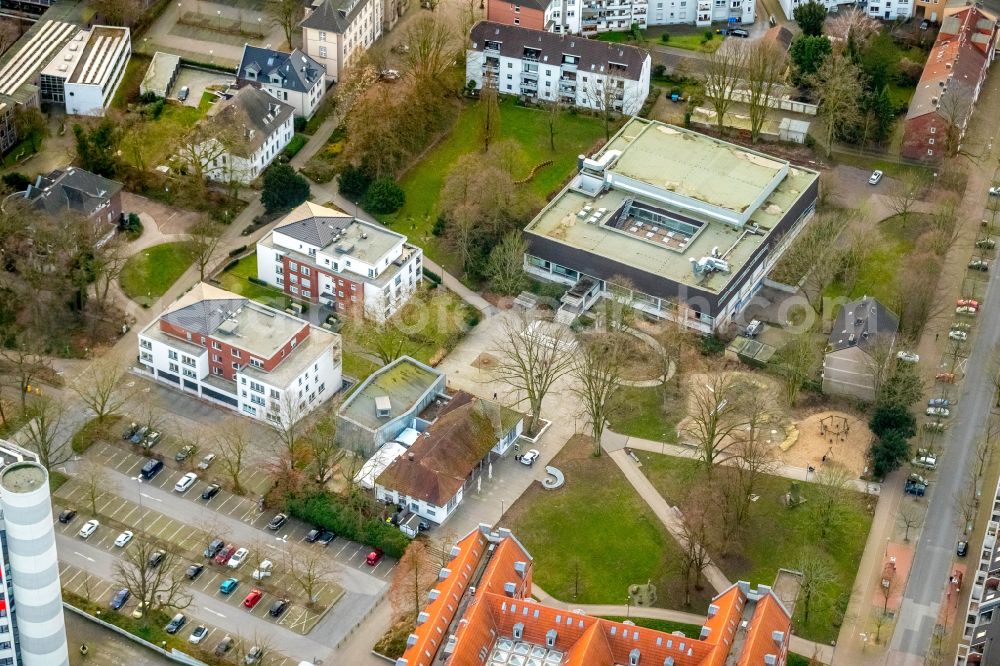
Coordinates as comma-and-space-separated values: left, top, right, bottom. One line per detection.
217, 9, 222, 31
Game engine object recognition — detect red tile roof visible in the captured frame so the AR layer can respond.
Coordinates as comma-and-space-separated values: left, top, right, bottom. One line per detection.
737, 592, 791, 666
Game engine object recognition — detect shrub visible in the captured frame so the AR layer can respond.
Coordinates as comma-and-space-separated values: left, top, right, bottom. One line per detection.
294, 116, 307, 133
283, 134, 308, 160
248, 276, 267, 286
138, 91, 159, 104
120, 212, 143, 239
699, 334, 725, 356
652, 64, 666, 78
703, 30, 713, 42
285, 491, 410, 558
227, 245, 247, 257
422, 267, 443, 284
362, 178, 405, 214
431, 215, 447, 236
1, 172, 30, 192
338, 164, 372, 200
661, 33, 670, 42
261, 163, 310, 213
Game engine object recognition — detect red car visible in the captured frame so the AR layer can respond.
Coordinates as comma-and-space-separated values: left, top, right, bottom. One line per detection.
213, 545, 237, 566
243, 589, 263, 609
366, 549, 384, 566
957, 299, 980, 308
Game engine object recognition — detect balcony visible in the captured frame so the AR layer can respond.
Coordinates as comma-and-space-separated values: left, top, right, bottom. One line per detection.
521, 79, 538, 92
523, 52, 541, 62
483, 65, 499, 75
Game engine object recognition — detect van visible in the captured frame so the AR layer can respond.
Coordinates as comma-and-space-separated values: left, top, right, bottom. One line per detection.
140, 458, 163, 480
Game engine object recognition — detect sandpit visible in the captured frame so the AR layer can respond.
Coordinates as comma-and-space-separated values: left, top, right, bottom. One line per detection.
780, 410, 871, 478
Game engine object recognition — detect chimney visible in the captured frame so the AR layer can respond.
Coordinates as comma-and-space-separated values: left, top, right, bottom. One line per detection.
408, 452, 415, 461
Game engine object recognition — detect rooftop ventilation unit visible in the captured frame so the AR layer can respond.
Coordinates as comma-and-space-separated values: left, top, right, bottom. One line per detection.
375, 396, 391, 418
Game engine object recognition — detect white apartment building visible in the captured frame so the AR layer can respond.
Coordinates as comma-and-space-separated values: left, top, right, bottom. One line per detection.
779, 0, 910, 20
468, 21, 651, 116
0, 441, 70, 666
237, 45, 327, 119
512, 0, 753, 33
256, 202, 423, 320
138, 283, 342, 426
38, 25, 130, 116
300, 0, 383, 82
197, 86, 294, 184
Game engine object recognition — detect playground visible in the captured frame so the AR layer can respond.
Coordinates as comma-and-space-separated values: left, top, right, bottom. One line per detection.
779, 410, 871, 478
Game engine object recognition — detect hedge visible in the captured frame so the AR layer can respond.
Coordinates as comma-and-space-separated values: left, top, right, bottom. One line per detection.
283, 134, 308, 160
422, 267, 443, 284
286, 491, 410, 559
227, 245, 247, 257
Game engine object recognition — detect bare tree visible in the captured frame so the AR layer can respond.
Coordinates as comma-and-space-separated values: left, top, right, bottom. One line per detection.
888, 171, 928, 224
864, 335, 897, 403
0, 338, 52, 412
91, 238, 130, 311
702, 44, 747, 133
602, 276, 637, 333
480, 71, 501, 152
545, 100, 563, 151
811, 54, 864, 157
265, 0, 303, 49
898, 505, 921, 542
284, 545, 335, 609
826, 7, 881, 43
937, 89, 972, 157
794, 549, 835, 625
682, 373, 750, 477
388, 539, 437, 622
727, 396, 778, 532
114, 539, 191, 624
22, 396, 67, 470
774, 332, 819, 405
675, 485, 716, 607
485, 232, 528, 296
570, 334, 624, 456
955, 468, 980, 533
72, 359, 128, 423
305, 411, 341, 484
188, 219, 225, 281
217, 422, 252, 495
583, 77, 635, 140
494, 313, 576, 436
745, 41, 787, 143
810, 464, 853, 540
78, 459, 107, 516
875, 560, 895, 642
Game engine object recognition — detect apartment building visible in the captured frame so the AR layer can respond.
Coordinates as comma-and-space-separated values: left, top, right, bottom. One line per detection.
779, 0, 910, 20
0, 441, 70, 666
38, 26, 131, 116
956, 473, 1000, 665
198, 86, 294, 184
300, 0, 383, 82
468, 22, 651, 115
237, 45, 327, 119
138, 283, 342, 425
397, 525, 791, 666
256, 202, 423, 320
522, 117, 818, 333
487, 0, 752, 33
901, 6, 996, 163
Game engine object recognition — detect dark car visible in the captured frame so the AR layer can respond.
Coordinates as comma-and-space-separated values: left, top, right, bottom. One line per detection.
58, 508, 77, 524
904, 479, 927, 497
304, 528, 321, 543
148, 550, 165, 568
122, 422, 139, 440
958, 540, 969, 557
317, 530, 336, 546
267, 513, 287, 531
201, 484, 221, 501
130, 425, 149, 445
728, 28, 749, 37
164, 613, 187, 634
268, 599, 289, 617
214, 635, 234, 656
186, 563, 205, 580
175, 445, 196, 462
214, 544, 237, 565
204, 538, 225, 559
177, 86, 190, 102
110, 588, 130, 610
139, 458, 163, 480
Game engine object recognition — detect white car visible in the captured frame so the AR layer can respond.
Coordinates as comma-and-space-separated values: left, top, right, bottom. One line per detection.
912, 449, 938, 470
188, 625, 208, 645
78, 519, 99, 539
228, 547, 249, 569
197, 453, 216, 470
869, 170, 883, 185
174, 472, 198, 493
896, 351, 919, 364
990, 186, 1000, 197
949, 330, 968, 341
114, 530, 134, 548
926, 407, 950, 418
252, 559, 273, 580
519, 449, 540, 466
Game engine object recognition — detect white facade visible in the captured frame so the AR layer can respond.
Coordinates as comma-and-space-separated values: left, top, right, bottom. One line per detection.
38, 26, 131, 116
466, 49, 651, 116
203, 113, 294, 185
301, 0, 384, 82
259, 75, 325, 119
548, 0, 753, 31
235, 349, 339, 426
778, 0, 908, 20
0, 444, 69, 666
375, 483, 463, 525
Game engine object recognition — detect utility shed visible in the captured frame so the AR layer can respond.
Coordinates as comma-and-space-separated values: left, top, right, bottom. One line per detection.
140, 52, 180, 98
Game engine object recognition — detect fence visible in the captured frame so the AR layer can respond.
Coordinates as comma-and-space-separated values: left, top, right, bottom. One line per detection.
63, 603, 208, 666
706, 87, 819, 115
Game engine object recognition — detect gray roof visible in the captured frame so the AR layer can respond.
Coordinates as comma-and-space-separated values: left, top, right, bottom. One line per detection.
238, 45, 323, 94
300, 0, 370, 34
24, 167, 123, 218
827, 296, 899, 354
161, 295, 248, 336
206, 86, 294, 155
469, 21, 649, 82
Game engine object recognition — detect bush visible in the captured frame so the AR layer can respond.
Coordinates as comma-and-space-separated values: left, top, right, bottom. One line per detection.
869, 403, 916, 439
362, 178, 405, 215
120, 212, 143, 239
338, 164, 373, 200
699, 333, 725, 356
652, 64, 666, 78
2, 172, 31, 191
138, 91, 159, 104
294, 116, 307, 133
227, 245, 247, 257
661, 33, 670, 42
283, 134, 308, 160
432, 215, 447, 236
286, 491, 410, 558
248, 276, 267, 286
261, 163, 310, 213
703, 30, 713, 42
422, 267, 443, 284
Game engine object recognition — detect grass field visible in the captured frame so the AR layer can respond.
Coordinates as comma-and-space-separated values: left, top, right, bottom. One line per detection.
607, 385, 683, 442
124, 103, 205, 170
637, 453, 873, 643
501, 435, 712, 611
595, 29, 723, 53
119, 242, 194, 306
377, 98, 607, 273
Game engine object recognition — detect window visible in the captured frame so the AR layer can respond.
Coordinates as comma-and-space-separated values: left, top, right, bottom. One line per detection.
232, 349, 241, 359
251, 394, 265, 406
514, 17, 520, 23
232, 362, 240, 369
181, 355, 196, 367
169, 362, 179, 373
289, 261, 298, 271
140, 351, 153, 363
140, 339, 152, 350
275, 265, 283, 275
309, 392, 316, 403
212, 367, 222, 375
243, 404, 257, 416
304, 290, 311, 298
291, 286, 299, 294
291, 337, 298, 348
168, 350, 178, 361
183, 368, 197, 379
213, 342, 222, 351
302, 266, 310, 276
930, 127, 936, 134
319, 382, 326, 394
929, 138, 935, 145
319, 45, 328, 58
302, 278, 311, 288
213, 354, 222, 362
250, 357, 263, 369
270, 389, 280, 399
319, 30, 327, 41
250, 381, 265, 393
928, 149, 933, 155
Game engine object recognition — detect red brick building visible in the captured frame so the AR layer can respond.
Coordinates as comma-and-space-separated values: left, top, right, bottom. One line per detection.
486, 0, 551, 30
901, 6, 996, 163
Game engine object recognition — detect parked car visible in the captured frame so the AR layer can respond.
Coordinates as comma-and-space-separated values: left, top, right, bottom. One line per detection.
728, 27, 749, 37
197, 453, 216, 470
78, 520, 99, 539
267, 513, 287, 530
926, 407, 950, 418
919, 19, 930, 29
201, 483, 221, 501
912, 448, 938, 470
970, 259, 989, 271
122, 422, 140, 440
130, 426, 149, 445
176, 445, 196, 463
110, 588, 130, 610
958, 540, 969, 557
904, 478, 927, 497
140, 458, 163, 480
869, 170, 883, 185
228, 547, 249, 569
896, 351, 919, 364
957, 305, 979, 315
142, 431, 162, 448
186, 564, 205, 580
58, 508, 77, 524
174, 472, 198, 493
177, 86, 190, 102
252, 560, 272, 580
214, 545, 237, 565
317, 530, 336, 546
245, 646, 264, 664
976, 238, 996, 249
379, 68, 400, 81
131, 602, 146, 620
519, 449, 540, 466
214, 636, 234, 656
304, 528, 322, 543
220, 578, 239, 595
928, 398, 951, 407
242, 589, 263, 609
936, 372, 957, 383
268, 599, 289, 617
952, 323, 971, 332
148, 550, 165, 568
189, 625, 208, 645
114, 530, 134, 547
958, 299, 980, 308
990, 186, 1000, 197
924, 421, 946, 433
949, 330, 968, 341
366, 549, 384, 566
164, 613, 187, 634
205, 538, 225, 559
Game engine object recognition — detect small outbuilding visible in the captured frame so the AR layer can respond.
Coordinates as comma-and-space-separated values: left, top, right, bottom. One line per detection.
823, 296, 899, 402
140, 52, 181, 98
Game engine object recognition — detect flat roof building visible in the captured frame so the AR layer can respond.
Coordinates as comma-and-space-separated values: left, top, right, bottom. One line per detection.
39, 25, 131, 116
140, 51, 181, 98
524, 117, 819, 333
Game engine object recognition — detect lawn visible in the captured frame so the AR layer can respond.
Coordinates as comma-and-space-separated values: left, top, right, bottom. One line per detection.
377, 98, 607, 274
110, 54, 151, 109
607, 384, 683, 443
595, 29, 723, 53
500, 435, 713, 611
218, 253, 309, 311
125, 102, 205, 169
637, 453, 873, 643
119, 242, 194, 306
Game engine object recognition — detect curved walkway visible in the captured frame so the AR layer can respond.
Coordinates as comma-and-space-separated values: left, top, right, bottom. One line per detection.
619, 326, 676, 387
